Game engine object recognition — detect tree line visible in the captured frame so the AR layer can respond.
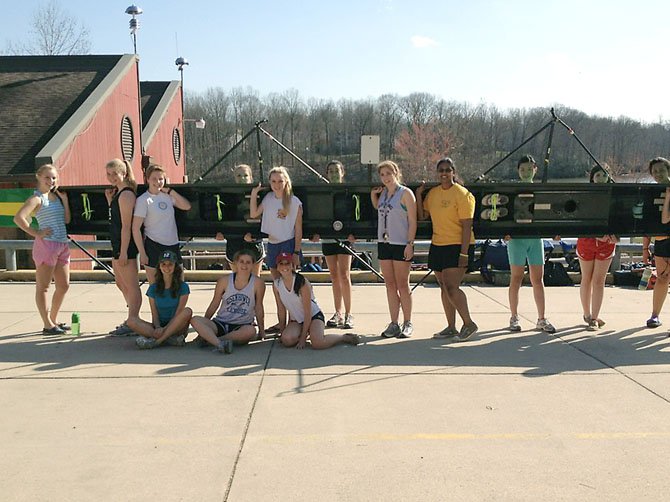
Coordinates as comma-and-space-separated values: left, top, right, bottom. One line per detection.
184, 88, 670, 185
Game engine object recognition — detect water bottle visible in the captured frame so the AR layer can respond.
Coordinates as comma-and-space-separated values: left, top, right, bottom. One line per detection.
639, 268, 653, 290
71, 312, 80, 335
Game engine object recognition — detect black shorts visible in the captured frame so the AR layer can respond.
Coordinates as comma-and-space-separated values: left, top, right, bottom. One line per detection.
212, 319, 245, 337
311, 311, 325, 323
225, 237, 265, 263
322, 241, 353, 257
654, 238, 670, 258
378, 242, 410, 262
428, 244, 475, 271
111, 236, 138, 260
144, 236, 182, 268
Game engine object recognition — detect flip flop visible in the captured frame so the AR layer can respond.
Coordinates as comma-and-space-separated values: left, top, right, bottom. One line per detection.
480, 207, 509, 221
481, 193, 509, 206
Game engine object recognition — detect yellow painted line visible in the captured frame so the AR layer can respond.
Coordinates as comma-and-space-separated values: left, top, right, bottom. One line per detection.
0, 202, 23, 216
255, 431, 670, 443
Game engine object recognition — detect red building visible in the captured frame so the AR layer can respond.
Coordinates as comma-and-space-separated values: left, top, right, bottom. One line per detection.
0, 54, 186, 268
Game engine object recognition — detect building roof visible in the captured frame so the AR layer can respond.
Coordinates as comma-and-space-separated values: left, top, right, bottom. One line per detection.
140, 80, 181, 148
0, 55, 126, 179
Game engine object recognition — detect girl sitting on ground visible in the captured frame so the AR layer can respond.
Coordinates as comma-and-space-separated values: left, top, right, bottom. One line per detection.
129, 250, 192, 349
273, 252, 359, 349
190, 250, 266, 354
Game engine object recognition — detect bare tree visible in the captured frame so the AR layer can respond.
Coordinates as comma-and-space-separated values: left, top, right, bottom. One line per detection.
5, 0, 91, 55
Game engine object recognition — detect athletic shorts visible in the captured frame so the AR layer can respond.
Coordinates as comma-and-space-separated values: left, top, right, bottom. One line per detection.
225, 237, 265, 263
378, 242, 410, 262
144, 236, 182, 268
576, 238, 616, 261
322, 241, 353, 256
507, 238, 544, 266
212, 319, 246, 337
111, 235, 138, 260
654, 238, 670, 258
266, 238, 302, 269
311, 311, 325, 323
428, 244, 475, 271
33, 238, 70, 267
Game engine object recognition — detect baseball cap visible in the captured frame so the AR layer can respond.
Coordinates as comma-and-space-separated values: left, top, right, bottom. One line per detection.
160, 250, 178, 263
275, 252, 293, 265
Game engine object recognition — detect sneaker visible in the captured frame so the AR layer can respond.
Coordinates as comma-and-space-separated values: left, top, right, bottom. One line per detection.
586, 319, 598, 331
509, 315, 521, 332
57, 322, 71, 331
432, 326, 459, 339
458, 322, 479, 341
342, 313, 354, 329
583, 314, 592, 325
214, 339, 233, 354
195, 335, 209, 348
42, 325, 65, 336
595, 318, 606, 328
327, 312, 344, 328
536, 318, 556, 334
646, 316, 662, 328
135, 336, 157, 349
398, 320, 413, 338
381, 322, 401, 338
166, 334, 186, 347
109, 323, 135, 337
343, 333, 360, 345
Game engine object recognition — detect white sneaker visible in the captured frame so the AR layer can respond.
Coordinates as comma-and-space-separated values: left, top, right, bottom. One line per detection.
343, 314, 354, 329
509, 315, 521, 332
398, 320, 413, 338
326, 312, 343, 328
536, 318, 556, 334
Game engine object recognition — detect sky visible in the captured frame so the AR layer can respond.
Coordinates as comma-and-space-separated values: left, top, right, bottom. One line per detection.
4, 0, 669, 123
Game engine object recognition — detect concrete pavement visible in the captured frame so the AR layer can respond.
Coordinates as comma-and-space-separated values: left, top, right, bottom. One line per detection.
1, 279, 669, 501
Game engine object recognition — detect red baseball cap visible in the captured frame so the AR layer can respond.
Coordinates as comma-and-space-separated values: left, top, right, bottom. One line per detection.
275, 252, 293, 265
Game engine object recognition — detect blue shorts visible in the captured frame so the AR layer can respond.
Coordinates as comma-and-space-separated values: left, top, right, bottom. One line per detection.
507, 238, 544, 266
266, 238, 302, 269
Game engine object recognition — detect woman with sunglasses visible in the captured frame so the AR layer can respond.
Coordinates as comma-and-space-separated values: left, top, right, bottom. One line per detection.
416, 158, 478, 341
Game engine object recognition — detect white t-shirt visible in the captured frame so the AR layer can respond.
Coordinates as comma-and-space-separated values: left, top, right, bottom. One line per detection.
134, 191, 179, 245
260, 193, 302, 244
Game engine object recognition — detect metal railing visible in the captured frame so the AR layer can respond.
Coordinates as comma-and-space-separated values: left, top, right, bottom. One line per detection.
0, 239, 644, 272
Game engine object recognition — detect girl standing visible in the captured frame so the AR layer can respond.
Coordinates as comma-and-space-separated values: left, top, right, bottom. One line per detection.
250, 166, 303, 333
416, 158, 478, 341
132, 164, 191, 284
215, 164, 265, 276
370, 160, 417, 338
577, 165, 617, 331
314, 160, 355, 329
14, 164, 71, 335
646, 157, 670, 328
505, 155, 556, 334
273, 252, 359, 349
105, 159, 142, 337
130, 250, 192, 349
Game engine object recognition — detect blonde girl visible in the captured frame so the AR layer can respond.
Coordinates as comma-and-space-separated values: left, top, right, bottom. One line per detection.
370, 160, 417, 338
14, 164, 71, 335
105, 158, 142, 336
250, 166, 303, 334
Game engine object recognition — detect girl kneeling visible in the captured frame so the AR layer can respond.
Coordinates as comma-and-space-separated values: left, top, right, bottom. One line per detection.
129, 250, 192, 349
273, 252, 359, 349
